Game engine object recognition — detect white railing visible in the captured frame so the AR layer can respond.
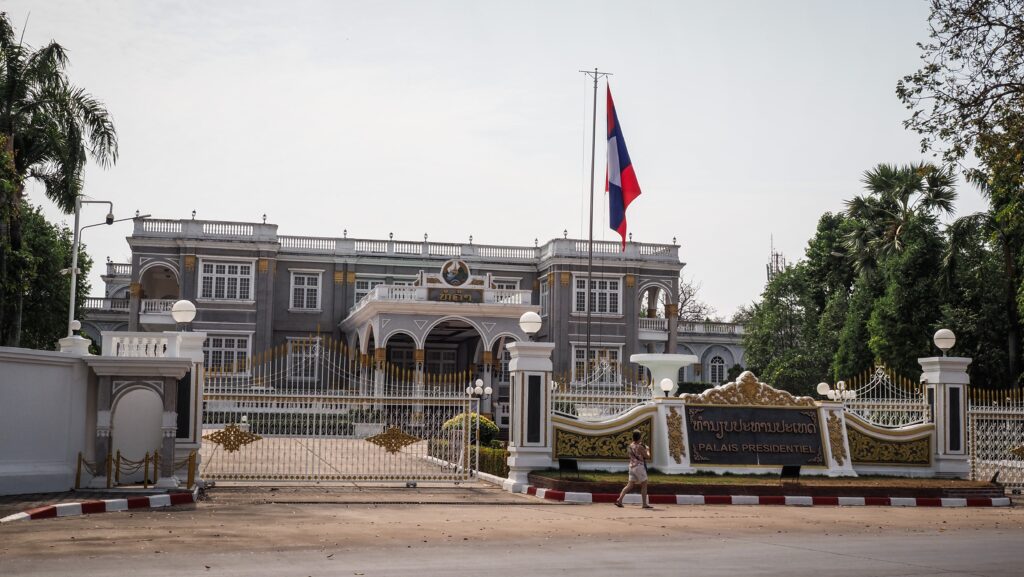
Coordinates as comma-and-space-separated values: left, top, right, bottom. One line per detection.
841, 367, 929, 428
553, 382, 652, 421
678, 321, 744, 335
141, 299, 176, 313
140, 219, 182, 234
105, 262, 131, 276
484, 289, 531, 304
132, 219, 679, 263
83, 297, 130, 311
103, 333, 169, 358
639, 317, 668, 331
279, 236, 336, 252
352, 285, 531, 311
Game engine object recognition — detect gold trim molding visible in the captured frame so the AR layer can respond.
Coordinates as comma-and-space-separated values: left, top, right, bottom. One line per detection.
334, 271, 345, 286
680, 371, 816, 407
667, 406, 684, 463
827, 411, 847, 466
624, 274, 636, 288
184, 255, 196, 272
559, 272, 571, 287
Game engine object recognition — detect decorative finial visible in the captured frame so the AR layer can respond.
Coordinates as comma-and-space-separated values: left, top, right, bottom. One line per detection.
107, 256, 112, 263
135, 209, 140, 218
389, 232, 393, 240
673, 236, 677, 245
629, 232, 633, 242
424, 233, 428, 241
262, 214, 267, 224
343, 229, 347, 238
469, 234, 473, 245
192, 210, 196, 220
534, 238, 538, 247
563, 229, 568, 239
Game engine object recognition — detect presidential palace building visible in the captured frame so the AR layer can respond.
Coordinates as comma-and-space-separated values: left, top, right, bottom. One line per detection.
82, 217, 745, 423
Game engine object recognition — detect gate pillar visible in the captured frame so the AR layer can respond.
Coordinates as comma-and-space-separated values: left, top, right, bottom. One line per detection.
503, 341, 555, 493
918, 355, 971, 479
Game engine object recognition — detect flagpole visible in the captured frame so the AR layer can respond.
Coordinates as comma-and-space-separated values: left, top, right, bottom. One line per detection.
580, 67, 611, 384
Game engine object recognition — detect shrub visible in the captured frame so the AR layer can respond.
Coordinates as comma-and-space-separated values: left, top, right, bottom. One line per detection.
441, 412, 499, 445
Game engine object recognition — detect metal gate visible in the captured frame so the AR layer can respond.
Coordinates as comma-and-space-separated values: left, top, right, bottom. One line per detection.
969, 388, 1024, 493
841, 366, 928, 428
200, 337, 480, 483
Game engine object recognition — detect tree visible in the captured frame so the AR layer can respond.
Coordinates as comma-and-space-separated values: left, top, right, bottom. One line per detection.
897, 0, 1024, 164
0, 12, 117, 346
1, 202, 91, 349
844, 163, 956, 270
639, 274, 716, 322
945, 173, 1022, 381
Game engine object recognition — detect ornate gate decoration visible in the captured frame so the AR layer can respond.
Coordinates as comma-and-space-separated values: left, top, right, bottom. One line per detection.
841, 366, 928, 428
200, 337, 480, 483
969, 388, 1024, 493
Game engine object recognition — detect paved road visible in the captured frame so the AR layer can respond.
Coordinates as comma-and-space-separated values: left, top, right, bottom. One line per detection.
2, 484, 1022, 576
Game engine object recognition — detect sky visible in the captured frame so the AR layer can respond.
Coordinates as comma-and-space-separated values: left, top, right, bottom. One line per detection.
7, 0, 987, 318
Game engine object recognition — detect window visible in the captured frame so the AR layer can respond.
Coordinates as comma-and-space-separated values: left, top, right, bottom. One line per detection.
539, 277, 549, 316
709, 355, 726, 384
495, 348, 512, 383
287, 337, 321, 382
290, 272, 321, 310
199, 260, 253, 301
425, 350, 456, 375
572, 345, 621, 384
203, 335, 250, 374
354, 279, 383, 305
389, 347, 415, 370
391, 278, 416, 286
573, 276, 621, 314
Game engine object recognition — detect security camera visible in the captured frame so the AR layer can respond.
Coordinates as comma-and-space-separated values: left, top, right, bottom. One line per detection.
105, 213, 114, 225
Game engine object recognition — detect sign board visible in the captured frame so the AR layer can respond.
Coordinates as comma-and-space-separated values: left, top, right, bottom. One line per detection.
686, 406, 824, 466
427, 288, 482, 303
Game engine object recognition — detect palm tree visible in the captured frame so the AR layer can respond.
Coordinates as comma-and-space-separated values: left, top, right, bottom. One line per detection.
0, 12, 118, 346
844, 162, 957, 270
944, 172, 1021, 383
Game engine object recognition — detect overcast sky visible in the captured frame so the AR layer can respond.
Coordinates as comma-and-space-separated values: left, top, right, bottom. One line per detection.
8, 0, 985, 318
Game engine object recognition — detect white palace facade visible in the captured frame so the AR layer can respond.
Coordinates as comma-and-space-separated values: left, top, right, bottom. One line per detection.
82, 217, 745, 418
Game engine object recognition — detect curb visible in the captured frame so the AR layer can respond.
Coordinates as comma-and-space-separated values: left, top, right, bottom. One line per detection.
0, 487, 200, 523
523, 487, 1012, 507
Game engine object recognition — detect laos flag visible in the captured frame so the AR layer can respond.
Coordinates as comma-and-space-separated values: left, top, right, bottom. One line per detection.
606, 85, 641, 251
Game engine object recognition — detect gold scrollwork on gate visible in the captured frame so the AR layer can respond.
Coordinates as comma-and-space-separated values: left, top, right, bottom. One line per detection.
847, 427, 930, 465
555, 420, 653, 460
1010, 445, 1024, 459
666, 407, 684, 463
367, 426, 421, 454
203, 423, 262, 453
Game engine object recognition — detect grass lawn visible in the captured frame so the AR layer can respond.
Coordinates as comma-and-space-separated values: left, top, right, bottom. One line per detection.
530, 469, 993, 488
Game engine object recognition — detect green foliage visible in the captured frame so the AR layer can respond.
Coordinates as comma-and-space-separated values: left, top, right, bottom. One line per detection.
479, 446, 509, 478
0, 202, 90, 349
0, 12, 117, 346
441, 412, 499, 445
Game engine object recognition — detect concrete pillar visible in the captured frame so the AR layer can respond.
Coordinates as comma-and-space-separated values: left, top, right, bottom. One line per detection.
503, 341, 555, 493
91, 375, 113, 488
918, 356, 972, 478
665, 303, 679, 354
157, 376, 179, 488
646, 287, 658, 319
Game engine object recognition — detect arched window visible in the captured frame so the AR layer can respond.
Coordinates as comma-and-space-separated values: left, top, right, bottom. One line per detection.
710, 356, 726, 384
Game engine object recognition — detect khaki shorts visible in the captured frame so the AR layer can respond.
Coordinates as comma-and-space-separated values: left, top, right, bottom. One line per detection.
628, 465, 648, 483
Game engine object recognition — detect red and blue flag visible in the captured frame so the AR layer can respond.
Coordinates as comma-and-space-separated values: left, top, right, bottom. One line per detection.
606, 85, 641, 251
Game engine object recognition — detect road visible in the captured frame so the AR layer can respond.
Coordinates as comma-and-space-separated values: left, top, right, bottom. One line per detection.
1, 484, 1022, 576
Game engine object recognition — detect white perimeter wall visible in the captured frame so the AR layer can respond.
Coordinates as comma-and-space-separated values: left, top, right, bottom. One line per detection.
0, 347, 92, 495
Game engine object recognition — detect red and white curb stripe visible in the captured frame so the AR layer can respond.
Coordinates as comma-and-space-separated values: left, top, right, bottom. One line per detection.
0, 488, 199, 523
523, 487, 1011, 507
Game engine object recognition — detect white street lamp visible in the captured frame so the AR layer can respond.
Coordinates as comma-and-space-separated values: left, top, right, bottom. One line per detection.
467, 378, 492, 397
518, 311, 542, 340
816, 380, 856, 401
659, 377, 674, 397
171, 299, 197, 330
933, 328, 956, 356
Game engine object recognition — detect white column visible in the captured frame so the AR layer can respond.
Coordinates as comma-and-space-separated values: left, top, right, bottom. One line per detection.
503, 341, 555, 493
918, 356, 971, 478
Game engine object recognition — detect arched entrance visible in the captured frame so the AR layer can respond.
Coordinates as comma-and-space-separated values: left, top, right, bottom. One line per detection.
423, 318, 483, 379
